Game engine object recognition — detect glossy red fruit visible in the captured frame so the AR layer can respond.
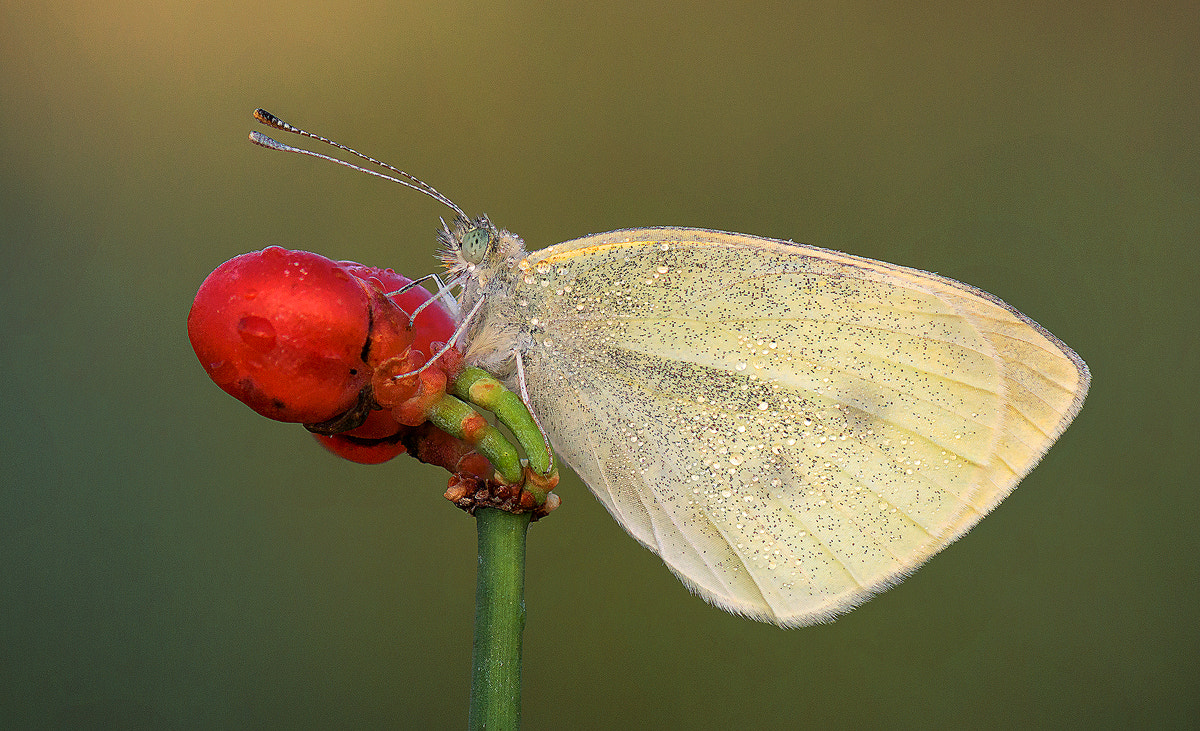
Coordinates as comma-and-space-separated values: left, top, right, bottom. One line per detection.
312, 409, 411, 464
318, 420, 495, 475
188, 247, 373, 424
190, 247, 465, 466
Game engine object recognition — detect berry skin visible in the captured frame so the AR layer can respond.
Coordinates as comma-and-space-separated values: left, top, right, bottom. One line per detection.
188, 247, 373, 424
312, 408, 411, 465
338, 264, 458, 374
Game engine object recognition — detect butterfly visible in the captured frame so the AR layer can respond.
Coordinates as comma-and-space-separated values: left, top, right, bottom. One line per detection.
252, 110, 1090, 627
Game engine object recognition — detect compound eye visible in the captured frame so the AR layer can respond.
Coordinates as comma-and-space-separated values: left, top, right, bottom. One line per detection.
461, 228, 492, 264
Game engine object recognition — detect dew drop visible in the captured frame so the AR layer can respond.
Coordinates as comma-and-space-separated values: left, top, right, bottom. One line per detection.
237, 316, 276, 353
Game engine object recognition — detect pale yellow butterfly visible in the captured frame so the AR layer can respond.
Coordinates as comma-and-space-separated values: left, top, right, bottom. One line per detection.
252, 111, 1090, 627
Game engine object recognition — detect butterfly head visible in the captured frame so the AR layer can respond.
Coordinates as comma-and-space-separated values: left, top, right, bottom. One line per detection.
439, 215, 527, 285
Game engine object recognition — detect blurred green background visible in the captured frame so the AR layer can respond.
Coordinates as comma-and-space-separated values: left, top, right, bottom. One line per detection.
2, 2, 1196, 728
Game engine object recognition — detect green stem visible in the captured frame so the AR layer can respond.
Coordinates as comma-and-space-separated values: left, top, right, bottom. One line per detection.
469, 508, 530, 730
426, 394, 525, 485
451, 367, 554, 476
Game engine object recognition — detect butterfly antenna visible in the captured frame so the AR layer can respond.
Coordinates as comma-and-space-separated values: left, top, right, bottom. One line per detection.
249, 109, 467, 219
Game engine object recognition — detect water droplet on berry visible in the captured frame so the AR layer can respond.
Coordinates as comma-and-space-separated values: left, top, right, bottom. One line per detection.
237, 315, 276, 352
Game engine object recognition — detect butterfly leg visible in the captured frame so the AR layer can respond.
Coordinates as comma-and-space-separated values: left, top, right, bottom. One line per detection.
513, 350, 554, 475
424, 272, 461, 319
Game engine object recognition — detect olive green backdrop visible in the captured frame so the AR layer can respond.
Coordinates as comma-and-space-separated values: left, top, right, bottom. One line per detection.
2, 2, 1196, 728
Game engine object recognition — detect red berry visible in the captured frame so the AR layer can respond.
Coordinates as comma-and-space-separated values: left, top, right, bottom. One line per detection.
190, 247, 467, 467
312, 409, 410, 464
188, 247, 373, 424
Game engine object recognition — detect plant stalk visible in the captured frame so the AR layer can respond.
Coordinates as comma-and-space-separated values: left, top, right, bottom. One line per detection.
469, 507, 531, 730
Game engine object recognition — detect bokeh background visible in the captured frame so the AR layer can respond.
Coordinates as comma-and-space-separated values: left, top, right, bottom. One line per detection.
3, 2, 1196, 728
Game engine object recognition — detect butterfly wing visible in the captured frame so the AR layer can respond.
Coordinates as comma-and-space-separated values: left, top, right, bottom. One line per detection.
505, 227, 1088, 626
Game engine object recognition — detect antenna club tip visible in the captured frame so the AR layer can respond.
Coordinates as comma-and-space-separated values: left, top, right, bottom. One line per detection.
249, 131, 288, 151
253, 109, 284, 128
